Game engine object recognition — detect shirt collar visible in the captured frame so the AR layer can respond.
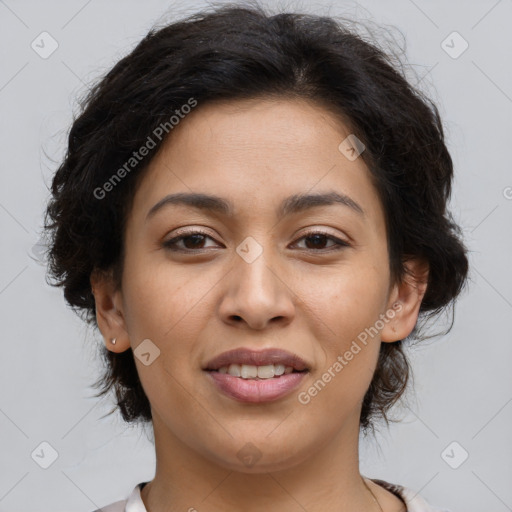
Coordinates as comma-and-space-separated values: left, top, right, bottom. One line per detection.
126, 480, 446, 512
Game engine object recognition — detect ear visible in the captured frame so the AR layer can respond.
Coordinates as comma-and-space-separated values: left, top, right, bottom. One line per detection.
90, 268, 130, 352
381, 257, 429, 343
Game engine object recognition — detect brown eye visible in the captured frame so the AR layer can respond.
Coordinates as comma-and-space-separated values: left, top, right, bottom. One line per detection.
162, 229, 350, 253
292, 231, 350, 252
162, 230, 219, 252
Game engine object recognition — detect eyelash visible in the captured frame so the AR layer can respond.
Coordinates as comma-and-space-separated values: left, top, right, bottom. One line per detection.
162, 229, 350, 253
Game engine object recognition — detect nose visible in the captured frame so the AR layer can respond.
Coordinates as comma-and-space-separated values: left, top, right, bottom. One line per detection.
218, 250, 295, 330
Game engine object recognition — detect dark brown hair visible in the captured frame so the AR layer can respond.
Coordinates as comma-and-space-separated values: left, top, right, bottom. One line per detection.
43, 2, 469, 433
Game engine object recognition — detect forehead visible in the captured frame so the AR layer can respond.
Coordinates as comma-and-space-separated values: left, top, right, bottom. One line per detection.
163, 97, 356, 168
130, 98, 384, 225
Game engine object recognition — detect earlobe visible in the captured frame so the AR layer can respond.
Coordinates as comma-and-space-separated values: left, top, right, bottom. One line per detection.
90, 269, 130, 351
381, 257, 429, 343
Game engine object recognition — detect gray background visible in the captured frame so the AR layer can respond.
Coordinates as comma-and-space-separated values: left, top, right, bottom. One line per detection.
1, 0, 511, 511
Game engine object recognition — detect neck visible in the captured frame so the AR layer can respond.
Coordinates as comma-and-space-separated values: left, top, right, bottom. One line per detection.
141, 412, 383, 512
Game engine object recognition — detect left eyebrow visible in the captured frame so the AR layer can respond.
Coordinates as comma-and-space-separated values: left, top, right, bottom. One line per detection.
145, 191, 365, 223
278, 191, 365, 219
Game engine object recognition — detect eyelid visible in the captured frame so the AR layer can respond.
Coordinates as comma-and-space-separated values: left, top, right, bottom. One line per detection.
167, 226, 215, 238
163, 227, 218, 246
290, 229, 351, 250
293, 226, 350, 243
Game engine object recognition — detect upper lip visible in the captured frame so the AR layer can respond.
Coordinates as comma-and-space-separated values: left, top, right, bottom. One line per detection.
203, 348, 309, 371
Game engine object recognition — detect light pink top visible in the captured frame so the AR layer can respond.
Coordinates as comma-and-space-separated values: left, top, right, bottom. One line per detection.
93, 480, 452, 512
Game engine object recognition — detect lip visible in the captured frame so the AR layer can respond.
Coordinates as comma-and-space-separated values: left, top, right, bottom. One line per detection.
203, 348, 310, 371
206, 371, 307, 403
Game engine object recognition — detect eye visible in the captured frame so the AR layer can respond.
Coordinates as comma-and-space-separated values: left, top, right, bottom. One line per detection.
162, 230, 218, 252
291, 230, 350, 252
162, 229, 350, 253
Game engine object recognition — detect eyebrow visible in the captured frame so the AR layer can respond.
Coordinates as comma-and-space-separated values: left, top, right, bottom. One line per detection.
145, 191, 365, 222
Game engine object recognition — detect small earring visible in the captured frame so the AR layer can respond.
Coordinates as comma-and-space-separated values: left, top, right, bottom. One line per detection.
111, 338, 117, 345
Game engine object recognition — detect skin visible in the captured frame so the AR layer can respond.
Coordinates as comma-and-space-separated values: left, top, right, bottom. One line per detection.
91, 98, 428, 512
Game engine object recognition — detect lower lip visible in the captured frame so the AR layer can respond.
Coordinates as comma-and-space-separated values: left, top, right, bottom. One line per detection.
206, 371, 307, 403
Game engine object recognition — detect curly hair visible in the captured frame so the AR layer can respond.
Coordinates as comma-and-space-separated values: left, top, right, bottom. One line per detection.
43, 2, 469, 432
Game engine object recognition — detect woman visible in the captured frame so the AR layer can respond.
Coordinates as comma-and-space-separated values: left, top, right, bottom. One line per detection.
44, 3, 468, 511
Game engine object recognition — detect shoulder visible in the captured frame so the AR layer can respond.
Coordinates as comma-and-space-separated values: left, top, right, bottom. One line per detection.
90, 499, 127, 512
90, 481, 147, 512
372, 478, 452, 512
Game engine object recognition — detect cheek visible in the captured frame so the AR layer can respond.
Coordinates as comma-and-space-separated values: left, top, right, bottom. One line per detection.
121, 257, 210, 423
297, 260, 389, 347
121, 253, 217, 341
293, 260, 387, 406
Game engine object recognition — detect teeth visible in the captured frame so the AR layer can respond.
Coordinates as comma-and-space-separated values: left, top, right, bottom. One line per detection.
220, 363, 296, 379
241, 364, 258, 379
257, 365, 274, 378
227, 364, 241, 377
274, 364, 285, 375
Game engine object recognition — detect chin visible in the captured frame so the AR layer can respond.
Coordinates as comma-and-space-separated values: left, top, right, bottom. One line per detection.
204, 438, 311, 474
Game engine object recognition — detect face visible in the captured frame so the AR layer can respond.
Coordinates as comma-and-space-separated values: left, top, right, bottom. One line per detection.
96, 98, 422, 473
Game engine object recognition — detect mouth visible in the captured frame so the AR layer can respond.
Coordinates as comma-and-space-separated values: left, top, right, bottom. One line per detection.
205, 363, 307, 380
203, 347, 309, 374
203, 348, 310, 403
